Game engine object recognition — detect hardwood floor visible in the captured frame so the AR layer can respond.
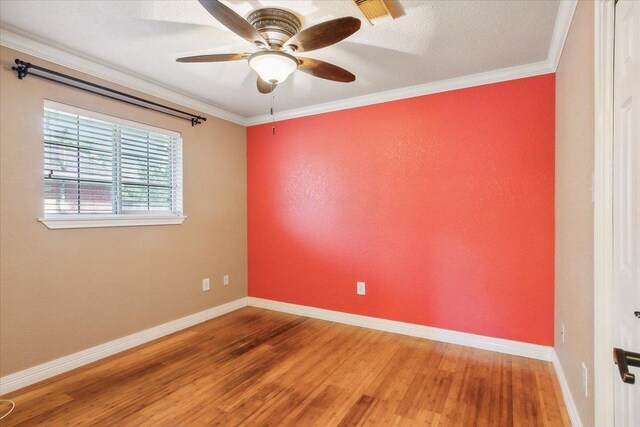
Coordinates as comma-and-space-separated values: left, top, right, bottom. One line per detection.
1, 307, 570, 426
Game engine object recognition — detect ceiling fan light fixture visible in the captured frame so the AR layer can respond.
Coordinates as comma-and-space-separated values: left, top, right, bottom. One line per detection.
248, 51, 298, 84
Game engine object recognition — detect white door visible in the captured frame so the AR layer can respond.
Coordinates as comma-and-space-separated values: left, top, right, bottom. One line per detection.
613, 0, 640, 425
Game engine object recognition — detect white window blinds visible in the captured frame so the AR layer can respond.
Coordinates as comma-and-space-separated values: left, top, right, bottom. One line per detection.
43, 101, 183, 218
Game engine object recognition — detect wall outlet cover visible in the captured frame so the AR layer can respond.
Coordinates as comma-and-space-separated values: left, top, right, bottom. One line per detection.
357, 281, 366, 295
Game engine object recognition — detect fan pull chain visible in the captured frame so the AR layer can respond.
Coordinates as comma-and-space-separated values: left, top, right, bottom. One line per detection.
271, 83, 276, 135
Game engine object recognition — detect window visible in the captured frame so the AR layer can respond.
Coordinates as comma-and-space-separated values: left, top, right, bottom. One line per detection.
40, 101, 185, 229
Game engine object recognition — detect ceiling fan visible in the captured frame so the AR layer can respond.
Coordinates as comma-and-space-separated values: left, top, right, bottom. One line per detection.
176, 0, 361, 94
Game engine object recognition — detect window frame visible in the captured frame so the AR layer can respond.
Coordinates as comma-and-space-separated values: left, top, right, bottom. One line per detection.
39, 100, 186, 229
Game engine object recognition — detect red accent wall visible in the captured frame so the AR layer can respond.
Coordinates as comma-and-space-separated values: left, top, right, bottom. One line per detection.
247, 74, 555, 346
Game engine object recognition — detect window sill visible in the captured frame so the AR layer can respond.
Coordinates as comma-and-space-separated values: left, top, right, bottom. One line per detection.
38, 215, 187, 229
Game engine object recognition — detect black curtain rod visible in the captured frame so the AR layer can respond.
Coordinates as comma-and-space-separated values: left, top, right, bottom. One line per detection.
11, 59, 207, 126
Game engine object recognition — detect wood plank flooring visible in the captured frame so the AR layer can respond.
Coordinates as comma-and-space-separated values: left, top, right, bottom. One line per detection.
1, 307, 570, 426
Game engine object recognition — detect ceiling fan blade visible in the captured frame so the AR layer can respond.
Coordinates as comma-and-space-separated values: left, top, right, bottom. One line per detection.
297, 58, 356, 83
176, 53, 248, 63
198, 0, 267, 47
284, 17, 361, 53
257, 77, 277, 94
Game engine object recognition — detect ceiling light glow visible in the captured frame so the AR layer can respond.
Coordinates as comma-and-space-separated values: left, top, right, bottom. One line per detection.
248, 51, 298, 84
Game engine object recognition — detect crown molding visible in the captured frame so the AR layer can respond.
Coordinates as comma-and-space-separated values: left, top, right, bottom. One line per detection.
245, 0, 578, 126
245, 60, 554, 125
547, 0, 579, 71
0, 28, 248, 126
2, 0, 577, 128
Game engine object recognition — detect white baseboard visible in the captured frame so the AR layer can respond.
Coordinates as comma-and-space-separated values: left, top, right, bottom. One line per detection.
0, 298, 248, 395
247, 297, 553, 361
551, 350, 584, 427
1, 296, 560, 400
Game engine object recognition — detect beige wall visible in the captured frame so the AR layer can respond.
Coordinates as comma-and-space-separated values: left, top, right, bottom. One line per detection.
0, 47, 247, 376
555, 1, 595, 426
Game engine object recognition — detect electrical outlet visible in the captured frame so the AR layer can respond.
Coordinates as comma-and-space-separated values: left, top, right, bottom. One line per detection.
223, 275, 229, 286
357, 281, 366, 295
561, 323, 565, 343
202, 278, 210, 292
582, 363, 588, 397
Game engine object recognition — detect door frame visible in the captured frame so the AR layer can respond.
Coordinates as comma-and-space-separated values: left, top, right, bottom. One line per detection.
594, 0, 616, 425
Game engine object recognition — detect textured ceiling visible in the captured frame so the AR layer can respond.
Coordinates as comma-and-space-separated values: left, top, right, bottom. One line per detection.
0, 0, 560, 119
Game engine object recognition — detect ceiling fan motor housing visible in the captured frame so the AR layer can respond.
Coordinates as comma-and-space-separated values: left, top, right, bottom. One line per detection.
247, 8, 302, 49
176, 1, 359, 93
